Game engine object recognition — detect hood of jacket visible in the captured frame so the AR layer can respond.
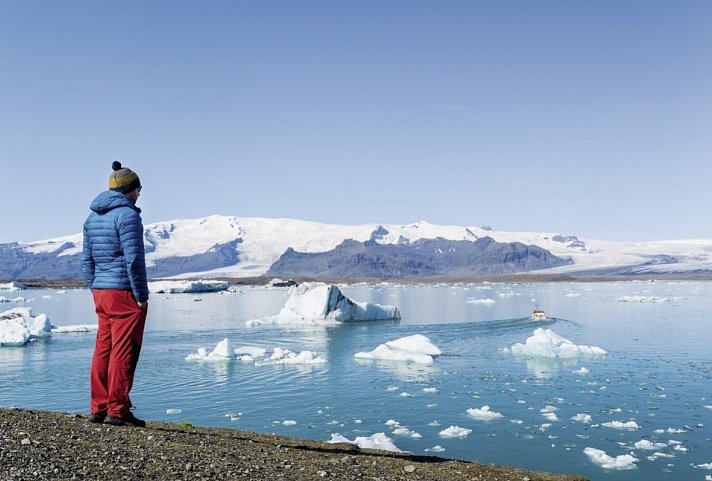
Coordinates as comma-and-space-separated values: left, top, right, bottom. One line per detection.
90, 190, 141, 215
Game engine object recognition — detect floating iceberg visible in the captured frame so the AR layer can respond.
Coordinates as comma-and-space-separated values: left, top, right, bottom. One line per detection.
0, 308, 52, 346
246, 283, 402, 326
572, 414, 592, 424
51, 324, 98, 333
633, 440, 667, 450
467, 405, 504, 421
602, 420, 640, 430
262, 347, 326, 365
273, 283, 400, 323
355, 334, 441, 364
185, 338, 325, 364
0, 296, 27, 303
583, 447, 638, 470
186, 338, 236, 360
149, 280, 229, 294
616, 295, 684, 303
438, 426, 472, 438
0, 281, 24, 291
504, 328, 607, 359
328, 432, 400, 452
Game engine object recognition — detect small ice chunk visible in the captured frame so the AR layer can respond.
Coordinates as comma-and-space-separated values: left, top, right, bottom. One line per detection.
423, 387, 439, 394
166, 408, 182, 415
283, 420, 297, 426
425, 445, 445, 453
694, 463, 712, 470
185, 338, 236, 361
328, 433, 400, 452
572, 414, 592, 424
261, 348, 326, 365
51, 324, 98, 333
602, 421, 640, 430
439, 426, 472, 438
583, 447, 638, 470
466, 405, 504, 421
634, 439, 667, 450
466, 298, 495, 304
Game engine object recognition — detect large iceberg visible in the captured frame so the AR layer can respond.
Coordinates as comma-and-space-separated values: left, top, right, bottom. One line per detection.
355, 334, 441, 364
504, 328, 607, 359
0, 307, 52, 346
149, 280, 229, 294
273, 283, 400, 323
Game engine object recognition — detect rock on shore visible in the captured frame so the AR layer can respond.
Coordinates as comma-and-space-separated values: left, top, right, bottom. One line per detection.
0, 408, 588, 481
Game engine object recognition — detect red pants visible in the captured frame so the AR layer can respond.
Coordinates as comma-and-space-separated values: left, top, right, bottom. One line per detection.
90, 289, 147, 417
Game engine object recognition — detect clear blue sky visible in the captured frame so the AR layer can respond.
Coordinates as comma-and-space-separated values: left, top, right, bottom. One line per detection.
1, 1, 710, 243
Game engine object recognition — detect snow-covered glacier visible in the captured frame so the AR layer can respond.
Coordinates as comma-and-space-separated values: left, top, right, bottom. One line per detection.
2, 215, 712, 279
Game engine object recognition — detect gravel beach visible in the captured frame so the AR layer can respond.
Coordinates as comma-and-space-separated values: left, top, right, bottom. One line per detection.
0, 408, 588, 481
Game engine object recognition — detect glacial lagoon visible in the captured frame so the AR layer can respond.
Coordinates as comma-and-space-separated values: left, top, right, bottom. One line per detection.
1, 281, 711, 481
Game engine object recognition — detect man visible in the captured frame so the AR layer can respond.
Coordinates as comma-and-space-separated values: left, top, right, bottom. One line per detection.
81, 161, 149, 427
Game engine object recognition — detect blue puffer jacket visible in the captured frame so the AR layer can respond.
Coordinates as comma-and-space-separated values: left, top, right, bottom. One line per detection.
81, 190, 149, 302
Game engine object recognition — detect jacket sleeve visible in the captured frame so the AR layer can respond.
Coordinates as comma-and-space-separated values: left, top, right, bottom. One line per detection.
118, 211, 149, 302
80, 222, 95, 288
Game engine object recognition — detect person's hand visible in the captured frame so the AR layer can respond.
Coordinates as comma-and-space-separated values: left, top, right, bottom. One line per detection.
138, 301, 148, 310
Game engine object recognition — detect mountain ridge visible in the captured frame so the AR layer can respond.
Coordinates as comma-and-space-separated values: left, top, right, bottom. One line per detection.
2, 215, 712, 280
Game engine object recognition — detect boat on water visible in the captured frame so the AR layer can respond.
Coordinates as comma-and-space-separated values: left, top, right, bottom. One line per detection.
531, 309, 547, 320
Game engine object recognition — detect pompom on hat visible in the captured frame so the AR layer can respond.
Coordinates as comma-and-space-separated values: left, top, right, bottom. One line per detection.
109, 161, 141, 194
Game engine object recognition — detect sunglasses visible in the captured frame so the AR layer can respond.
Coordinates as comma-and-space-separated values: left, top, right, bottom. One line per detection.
137, 185, 142, 193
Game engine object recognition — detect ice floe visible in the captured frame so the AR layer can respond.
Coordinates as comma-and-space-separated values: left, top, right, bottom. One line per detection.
0, 281, 24, 291
466, 298, 495, 304
572, 414, 592, 424
438, 426, 472, 438
601, 420, 640, 430
616, 296, 684, 303
328, 433, 400, 452
249, 283, 400, 325
0, 308, 52, 346
149, 280, 229, 294
51, 324, 98, 333
695, 463, 712, 470
354, 334, 441, 364
185, 338, 325, 364
425, 445, 445, 453
466, 405, 504, 421
583, 447, 638, 470
633, 439, 667, 450
0, 296, 27, 303
504, 328, 607, 359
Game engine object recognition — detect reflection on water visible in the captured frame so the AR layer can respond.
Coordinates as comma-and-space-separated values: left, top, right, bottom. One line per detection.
353, 358, 438, 382
2, 282, 712, 481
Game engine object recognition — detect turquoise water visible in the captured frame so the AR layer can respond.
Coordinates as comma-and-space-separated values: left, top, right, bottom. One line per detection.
1, 281, 711, 481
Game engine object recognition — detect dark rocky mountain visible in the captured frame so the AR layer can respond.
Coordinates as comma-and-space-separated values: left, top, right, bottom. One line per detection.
0, 239, 242, 280
266, 237, 572, 279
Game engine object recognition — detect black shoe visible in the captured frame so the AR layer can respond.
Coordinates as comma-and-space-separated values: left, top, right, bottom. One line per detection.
88, 411, 107, 423
105, 411, 146, 428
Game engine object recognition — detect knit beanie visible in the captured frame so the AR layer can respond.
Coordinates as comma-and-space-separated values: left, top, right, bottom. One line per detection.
108, 161, 141, 193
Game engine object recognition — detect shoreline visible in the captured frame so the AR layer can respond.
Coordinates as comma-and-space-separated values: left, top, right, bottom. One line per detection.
0, 407, 588, 481
6, 272, 712, 289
